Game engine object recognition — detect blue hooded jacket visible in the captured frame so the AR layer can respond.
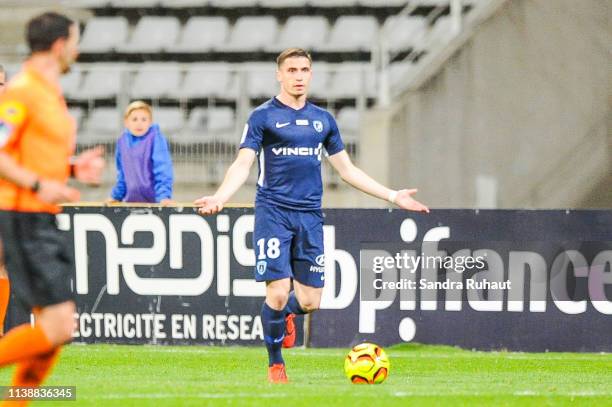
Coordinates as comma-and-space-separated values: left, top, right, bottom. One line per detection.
111, 124, 173, 202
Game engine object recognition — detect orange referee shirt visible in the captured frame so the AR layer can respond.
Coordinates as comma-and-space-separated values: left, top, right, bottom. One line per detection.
0, 63, 76, 214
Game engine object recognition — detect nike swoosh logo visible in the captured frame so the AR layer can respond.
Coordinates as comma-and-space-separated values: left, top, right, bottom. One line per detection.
276, 122, 290, 128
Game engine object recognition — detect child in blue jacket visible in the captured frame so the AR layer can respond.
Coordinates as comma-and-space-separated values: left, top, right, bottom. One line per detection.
108, 101, 173, 204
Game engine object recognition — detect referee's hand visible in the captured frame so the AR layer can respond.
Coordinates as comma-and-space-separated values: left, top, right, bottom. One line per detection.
74, 146, 105, 185
194, 195, 223, 215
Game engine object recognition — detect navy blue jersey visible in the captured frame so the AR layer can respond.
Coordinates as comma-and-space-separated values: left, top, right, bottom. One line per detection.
240, 97, 345, 210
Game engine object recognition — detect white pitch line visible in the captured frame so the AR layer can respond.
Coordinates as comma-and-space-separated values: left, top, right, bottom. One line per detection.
287, 351, 611, 361
94, 393, 290, 400
85, 390, 611, 400
67, 346, 611, 361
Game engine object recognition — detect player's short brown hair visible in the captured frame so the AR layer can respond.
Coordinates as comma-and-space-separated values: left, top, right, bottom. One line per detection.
124, 100, 153, 119
276, 48, 312, 68
26, 12, 74, 53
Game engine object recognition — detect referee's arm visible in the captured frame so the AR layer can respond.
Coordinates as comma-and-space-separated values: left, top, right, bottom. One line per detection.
0, 151, 79, 203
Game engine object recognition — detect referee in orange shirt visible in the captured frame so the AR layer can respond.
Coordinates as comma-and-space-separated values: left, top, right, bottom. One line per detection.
0, 12, 104, 399
0, 64, 9, 337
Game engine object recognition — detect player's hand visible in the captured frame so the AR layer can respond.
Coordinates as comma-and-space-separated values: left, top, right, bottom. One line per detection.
36, 179, 80, 204
105, 198, 119, 205
74, 146, 105, 185
160, 198, 176, 207
194, 195, 223, 215
393, 189, 429, 213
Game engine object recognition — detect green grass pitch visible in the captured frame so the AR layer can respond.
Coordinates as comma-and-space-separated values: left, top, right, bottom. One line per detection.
1, 343, 610, 406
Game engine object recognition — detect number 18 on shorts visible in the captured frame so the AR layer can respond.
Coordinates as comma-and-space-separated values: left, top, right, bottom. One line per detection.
253, 204, 326, 288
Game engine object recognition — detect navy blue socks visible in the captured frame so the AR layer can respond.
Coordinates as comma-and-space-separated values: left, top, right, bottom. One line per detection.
261, 302, 286, 366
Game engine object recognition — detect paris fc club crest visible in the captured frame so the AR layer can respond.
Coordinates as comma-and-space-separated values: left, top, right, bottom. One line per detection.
256, 260, 267, 275
313, 120, 323, 133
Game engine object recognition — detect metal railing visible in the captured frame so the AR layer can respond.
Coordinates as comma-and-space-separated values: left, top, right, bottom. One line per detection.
70, 64, 370, 184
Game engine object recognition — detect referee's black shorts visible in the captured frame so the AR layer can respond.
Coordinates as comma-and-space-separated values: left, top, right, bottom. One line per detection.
0, 210, 74, 309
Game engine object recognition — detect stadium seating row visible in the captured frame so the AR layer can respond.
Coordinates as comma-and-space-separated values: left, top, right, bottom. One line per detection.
71, 106, 361, 146
60, 62, 378, 100
71, 0, 453, 9
79, 15, 433, 54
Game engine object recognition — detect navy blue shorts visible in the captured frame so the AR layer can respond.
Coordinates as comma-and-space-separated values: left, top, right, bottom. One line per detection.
253, 204, 325, 288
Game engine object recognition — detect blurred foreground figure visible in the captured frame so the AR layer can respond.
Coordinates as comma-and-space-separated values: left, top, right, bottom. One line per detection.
0, 12, 104, 405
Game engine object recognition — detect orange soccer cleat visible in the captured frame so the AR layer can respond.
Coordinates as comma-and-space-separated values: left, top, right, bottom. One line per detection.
268, 363, 289, 384
282, 313, 296, 348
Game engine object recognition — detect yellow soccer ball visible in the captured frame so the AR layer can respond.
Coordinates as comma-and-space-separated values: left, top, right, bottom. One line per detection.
344, 342, 390, 384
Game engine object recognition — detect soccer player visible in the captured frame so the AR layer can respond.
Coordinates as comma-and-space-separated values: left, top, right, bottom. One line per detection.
194, 48, 429, 383
0, 12, 104, 401
0, 243, 8, 338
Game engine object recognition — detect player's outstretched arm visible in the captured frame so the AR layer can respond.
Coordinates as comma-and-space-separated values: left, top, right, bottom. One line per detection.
194, 148, 256, 215
328, 150, 429, 213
